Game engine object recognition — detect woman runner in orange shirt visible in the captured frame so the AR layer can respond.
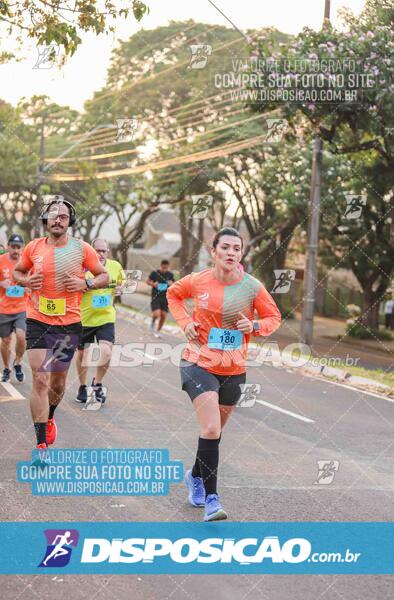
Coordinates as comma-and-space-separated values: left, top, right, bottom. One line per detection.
167, 228, 281, 521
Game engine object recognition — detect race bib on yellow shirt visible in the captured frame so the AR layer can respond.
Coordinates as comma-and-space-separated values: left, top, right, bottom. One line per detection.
92, 294, 112, 308
38, 296, 66, 316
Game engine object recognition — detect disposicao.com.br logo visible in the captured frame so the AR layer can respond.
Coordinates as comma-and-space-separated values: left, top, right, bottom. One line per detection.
80, 535, 360, 566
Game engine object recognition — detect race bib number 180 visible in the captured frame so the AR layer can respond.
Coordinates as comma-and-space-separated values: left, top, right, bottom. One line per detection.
38, 296, 66, 316
207, 328, 243, 350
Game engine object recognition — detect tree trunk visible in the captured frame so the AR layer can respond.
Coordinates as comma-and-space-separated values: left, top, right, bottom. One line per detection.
359, 283, 380, 330
179, 203, 204, 276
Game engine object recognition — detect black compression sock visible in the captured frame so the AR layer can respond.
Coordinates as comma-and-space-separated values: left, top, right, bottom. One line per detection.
48, 405, 57, 419
197, 437, 220, 496
192, 433, 222, 478
191, 455, 201, 478
34, 422, 47, 445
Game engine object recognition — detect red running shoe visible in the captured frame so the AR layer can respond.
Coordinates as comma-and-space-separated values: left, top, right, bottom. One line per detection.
46, 418, 57, 445
31, 443, 49, 466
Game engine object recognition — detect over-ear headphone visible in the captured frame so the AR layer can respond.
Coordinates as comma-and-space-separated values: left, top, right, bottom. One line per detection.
41, 197, 77, 227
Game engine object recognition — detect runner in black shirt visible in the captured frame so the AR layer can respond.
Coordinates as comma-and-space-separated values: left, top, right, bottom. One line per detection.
146, 259, 175, 338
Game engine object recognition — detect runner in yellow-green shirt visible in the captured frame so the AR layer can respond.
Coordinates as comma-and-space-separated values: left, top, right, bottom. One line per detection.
75, 239, 125, 404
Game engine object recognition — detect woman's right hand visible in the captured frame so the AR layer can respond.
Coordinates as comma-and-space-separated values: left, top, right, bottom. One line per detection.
184, 321, 200, 341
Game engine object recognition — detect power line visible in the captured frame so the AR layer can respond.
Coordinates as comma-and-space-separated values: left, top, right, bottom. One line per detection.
46, 103, 256, 164
55, 99, 245, 155
49, 133, 268, 181
46, 109, 274, 169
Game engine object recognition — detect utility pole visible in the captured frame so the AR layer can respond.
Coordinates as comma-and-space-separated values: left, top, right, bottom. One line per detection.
35, 114, 46, 237
300, 0, 330, 346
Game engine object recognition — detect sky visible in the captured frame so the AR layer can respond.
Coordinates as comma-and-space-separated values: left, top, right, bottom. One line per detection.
0, 0, 366, 111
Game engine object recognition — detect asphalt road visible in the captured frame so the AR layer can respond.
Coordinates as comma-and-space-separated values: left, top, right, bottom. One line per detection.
0, 313, 393, 599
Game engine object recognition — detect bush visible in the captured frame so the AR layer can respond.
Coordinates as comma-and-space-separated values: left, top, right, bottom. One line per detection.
346, 321, 393, 340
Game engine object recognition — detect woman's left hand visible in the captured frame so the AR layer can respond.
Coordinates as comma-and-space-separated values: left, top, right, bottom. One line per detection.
236, 312, 253, 333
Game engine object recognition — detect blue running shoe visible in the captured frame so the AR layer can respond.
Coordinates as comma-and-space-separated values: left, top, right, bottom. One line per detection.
13, 361, 25, 383
1, 368, 10, 382
75, 384, 87, 403
185, 468, 205, 507
204, 493, 227, 521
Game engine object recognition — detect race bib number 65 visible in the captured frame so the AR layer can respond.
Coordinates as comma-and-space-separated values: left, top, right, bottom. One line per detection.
38, 296, 66, 316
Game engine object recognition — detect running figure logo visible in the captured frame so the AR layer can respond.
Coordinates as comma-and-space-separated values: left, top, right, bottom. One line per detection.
314, 460, 340, 485
265, 118, 288, 142
42, 195, 65, 220
123, 270, 142, 294
344, 195, 367, 220
237, 383, 261, 407
116, 119, 138, 143
38, 529, 79, 567
82, 385, 107, 411
190, 195, 213, 219
271, 269, 295, 294
33, 44, 60, 69
189, 45, 212, 69
39, 333, 79, 372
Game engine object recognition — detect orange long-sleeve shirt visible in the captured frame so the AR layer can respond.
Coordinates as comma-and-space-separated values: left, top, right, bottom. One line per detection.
167, 268, 281, 376
0, 253, 27, 314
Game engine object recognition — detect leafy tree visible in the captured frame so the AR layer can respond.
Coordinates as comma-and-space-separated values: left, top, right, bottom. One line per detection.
0, 1, 149, 62
319, 152, 394, 330
249, 0, 393, 327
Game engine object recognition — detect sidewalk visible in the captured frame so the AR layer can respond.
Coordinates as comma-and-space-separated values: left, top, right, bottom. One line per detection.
121, 289, 394, 374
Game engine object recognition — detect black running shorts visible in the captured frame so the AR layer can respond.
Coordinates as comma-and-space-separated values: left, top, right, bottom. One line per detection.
26, 318, 82, 351
180, 359, 246, 406
26, 318, 82, 372
151, 296, 169, 312
78, 322, 115, 349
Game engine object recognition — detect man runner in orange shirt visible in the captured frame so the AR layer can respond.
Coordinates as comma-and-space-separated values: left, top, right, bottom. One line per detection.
0, 234, 27, 383
167, 227, 281, 521
13, 199, 109, 453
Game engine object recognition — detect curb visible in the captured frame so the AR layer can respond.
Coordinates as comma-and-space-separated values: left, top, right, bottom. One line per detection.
298, 364, 393, 398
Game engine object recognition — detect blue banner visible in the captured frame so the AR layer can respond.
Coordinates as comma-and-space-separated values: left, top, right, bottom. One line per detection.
0, 522, 392, 574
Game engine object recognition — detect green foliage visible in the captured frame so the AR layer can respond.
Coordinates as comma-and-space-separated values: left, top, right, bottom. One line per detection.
250, 0, 393, 164
0, 0, 149, 61
346, 321, 392, 340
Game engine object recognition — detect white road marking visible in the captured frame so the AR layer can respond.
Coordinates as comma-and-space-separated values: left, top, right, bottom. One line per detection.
134, 349, 166, 362
255, 399, 314, 423
315, 377, 394, 403
144, 353, 164, 361
0, 381, 25, 400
